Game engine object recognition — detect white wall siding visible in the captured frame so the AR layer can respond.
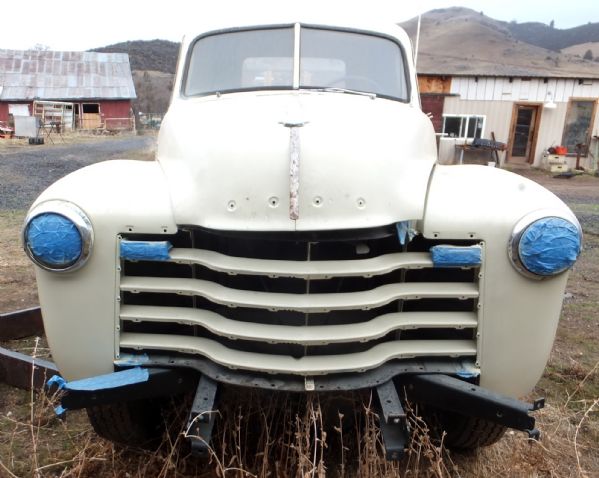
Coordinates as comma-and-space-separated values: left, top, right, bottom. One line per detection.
534, 103, 568, 166
450, 77, 599, 103
438, 97, 513, 165
443, 76, 599, 170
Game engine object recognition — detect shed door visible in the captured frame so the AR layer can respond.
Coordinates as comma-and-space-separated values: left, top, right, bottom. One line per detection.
81, 103, 102, 129
508, 104, 541, 163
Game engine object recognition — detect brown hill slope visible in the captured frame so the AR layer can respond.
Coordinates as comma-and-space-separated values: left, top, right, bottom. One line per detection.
92, 39, 179, 74
400, 7, 599, 78
563, 42, 599, 61
506, 20, 599, 52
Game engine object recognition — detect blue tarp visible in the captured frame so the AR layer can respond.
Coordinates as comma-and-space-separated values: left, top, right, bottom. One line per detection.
519, 217, 581, 275
120, 240, 172, 261
26, 213, 82, 266
430, 245, 482, 268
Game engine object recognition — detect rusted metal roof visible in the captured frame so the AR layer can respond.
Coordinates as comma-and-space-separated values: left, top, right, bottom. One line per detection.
0, 49, 136, 101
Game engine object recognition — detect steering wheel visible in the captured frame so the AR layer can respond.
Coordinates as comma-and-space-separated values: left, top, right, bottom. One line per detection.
324, 75, 382, 91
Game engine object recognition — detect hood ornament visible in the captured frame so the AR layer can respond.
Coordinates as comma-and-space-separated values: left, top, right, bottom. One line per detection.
280, 119, 309, 220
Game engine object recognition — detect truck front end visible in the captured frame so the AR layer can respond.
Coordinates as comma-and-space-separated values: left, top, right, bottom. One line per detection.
24, 21, 581, 457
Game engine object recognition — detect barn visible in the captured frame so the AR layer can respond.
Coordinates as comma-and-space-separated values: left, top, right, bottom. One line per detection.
0, 49, 136, 132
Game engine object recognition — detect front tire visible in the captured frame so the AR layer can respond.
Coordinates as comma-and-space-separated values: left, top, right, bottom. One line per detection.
424, 409, 506, 450
86, 399, 165, 449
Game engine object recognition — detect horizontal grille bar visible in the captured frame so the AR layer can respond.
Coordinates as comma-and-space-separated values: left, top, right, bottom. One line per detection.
166, 249, 434, 278
120, 305, 477, 345
119, 332, 477, 375
120, 277, 479, 313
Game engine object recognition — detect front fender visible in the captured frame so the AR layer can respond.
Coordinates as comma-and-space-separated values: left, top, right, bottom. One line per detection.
422, 165, 577, 397
30, 160, 176, 380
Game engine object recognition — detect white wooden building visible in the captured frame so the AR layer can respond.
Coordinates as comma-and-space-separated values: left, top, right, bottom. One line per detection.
420, 74, 599, 170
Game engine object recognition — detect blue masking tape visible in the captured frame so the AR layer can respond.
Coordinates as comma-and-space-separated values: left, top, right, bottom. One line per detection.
26, 214, 82, 265
120, 240, 172, 261
61, 367, 150, 392
114, 353, 150, 367
431, 245, 482, 268
47, 375, 67, 390
396, 221, 417, 246
519, 218, 581, 275
456, 370, 479, 379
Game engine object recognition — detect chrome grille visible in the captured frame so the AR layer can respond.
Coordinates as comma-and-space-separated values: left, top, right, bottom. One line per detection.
117, 226, 482, 375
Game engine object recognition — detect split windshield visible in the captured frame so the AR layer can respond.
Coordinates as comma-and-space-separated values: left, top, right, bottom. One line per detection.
184, 26, 409, 101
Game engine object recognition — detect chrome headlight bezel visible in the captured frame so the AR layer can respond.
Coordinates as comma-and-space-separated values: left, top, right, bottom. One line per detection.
22, 200, 94, 273
508, 209, 582, 280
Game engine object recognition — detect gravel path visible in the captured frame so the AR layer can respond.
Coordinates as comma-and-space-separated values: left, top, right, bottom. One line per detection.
1, 138, 597, 235
0, 135, 156, 209
513, 168, 599, 236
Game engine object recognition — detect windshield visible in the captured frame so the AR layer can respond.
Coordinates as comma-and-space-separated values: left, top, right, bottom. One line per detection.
184, 26, 409, 101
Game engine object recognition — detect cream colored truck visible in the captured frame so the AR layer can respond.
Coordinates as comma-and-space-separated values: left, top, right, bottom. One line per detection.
23, 19, 582, 457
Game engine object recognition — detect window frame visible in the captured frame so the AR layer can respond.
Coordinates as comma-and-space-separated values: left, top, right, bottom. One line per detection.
182, 24, 295, 98
561, 98, 597, 156
441, 114, 486, 140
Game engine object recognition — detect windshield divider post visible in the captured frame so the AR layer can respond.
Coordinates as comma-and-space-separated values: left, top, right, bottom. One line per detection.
293, 23, 301, 89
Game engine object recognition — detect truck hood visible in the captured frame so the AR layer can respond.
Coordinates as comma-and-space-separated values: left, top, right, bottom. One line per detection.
156, 92, 437, 231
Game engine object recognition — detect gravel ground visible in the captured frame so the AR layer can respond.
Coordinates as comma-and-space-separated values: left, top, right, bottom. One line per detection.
510, 167, 599, 236
1, 138, 597, 234
0, 135, 156, 209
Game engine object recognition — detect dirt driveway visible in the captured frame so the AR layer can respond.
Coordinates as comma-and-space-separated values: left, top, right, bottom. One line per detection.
0, 134, 156, 311
0, 134, 156, 209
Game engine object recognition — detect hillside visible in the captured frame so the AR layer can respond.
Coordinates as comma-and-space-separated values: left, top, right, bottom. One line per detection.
400, 7, 599, 78
506, 20, 599, 52
90, 40, 178, 115
563, 41, 599, 60
91, 39, 179, 74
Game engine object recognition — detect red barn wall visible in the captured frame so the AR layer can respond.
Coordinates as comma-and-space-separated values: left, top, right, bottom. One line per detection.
1, 100, 133, 130
0, 103, 8, 123
0, 102, 33, 123
99, 100, 133, 129
99, 100, 131, 119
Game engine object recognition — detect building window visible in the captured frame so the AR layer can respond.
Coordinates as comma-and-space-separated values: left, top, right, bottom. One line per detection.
442, 115, 485, 139
562, 99, 597, 155
82, 103, 100, 114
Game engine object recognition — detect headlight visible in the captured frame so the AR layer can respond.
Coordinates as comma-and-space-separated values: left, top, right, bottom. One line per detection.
22, 200, 94, 272
509, 211, 582, 280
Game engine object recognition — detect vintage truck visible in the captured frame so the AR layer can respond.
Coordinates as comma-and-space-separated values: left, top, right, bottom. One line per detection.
23, 19, 581, 458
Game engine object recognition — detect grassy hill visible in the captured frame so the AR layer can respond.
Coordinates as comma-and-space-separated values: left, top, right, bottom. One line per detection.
400, 7, 599, 77
91, 39, 179, 74
506, 20, 599, 52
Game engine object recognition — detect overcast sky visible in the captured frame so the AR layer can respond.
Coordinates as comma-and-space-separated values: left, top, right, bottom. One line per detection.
1, 0, 597, 51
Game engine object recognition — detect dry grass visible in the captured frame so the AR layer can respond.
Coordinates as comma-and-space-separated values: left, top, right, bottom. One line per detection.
1, 376, 598, 477
0, 210, 38, 311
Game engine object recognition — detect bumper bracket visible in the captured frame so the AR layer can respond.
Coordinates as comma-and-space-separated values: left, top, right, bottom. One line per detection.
186, 375, 219, 457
